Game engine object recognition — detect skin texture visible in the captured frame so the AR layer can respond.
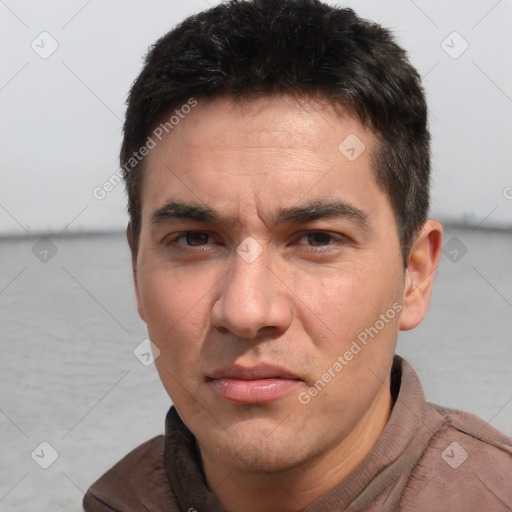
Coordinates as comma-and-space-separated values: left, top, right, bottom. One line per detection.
129, 95, 443, 512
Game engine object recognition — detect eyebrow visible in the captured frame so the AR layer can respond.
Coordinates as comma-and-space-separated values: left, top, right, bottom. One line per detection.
152, 201, 221, 226
151, 199, 370, 230
271, 200, 370, 228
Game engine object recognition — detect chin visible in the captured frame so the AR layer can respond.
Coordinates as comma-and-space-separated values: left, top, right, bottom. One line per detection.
220, 442, 303, 474
199, 421, 310, 474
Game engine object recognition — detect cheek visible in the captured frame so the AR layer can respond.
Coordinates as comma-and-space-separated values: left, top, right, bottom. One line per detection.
293, 261, 402, 357
139, 267, 210, 358
140, 269, 211, 403
290, 267, 371, 340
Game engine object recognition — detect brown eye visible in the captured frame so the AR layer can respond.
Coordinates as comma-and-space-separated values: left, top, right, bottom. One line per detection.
306, 232, 332, 246
185, 232, 210, 246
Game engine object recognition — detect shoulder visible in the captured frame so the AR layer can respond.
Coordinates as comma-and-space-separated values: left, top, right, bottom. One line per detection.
401, 403, 512, 511
83, 435, 180, 512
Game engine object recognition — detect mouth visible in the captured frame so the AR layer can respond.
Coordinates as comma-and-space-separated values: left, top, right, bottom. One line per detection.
207, 363, 302, 404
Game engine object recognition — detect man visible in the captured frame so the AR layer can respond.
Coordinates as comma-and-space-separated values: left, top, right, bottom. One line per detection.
83, 0, 512, 510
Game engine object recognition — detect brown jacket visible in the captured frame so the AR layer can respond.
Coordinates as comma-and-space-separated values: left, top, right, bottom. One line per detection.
83, 356, 512, 511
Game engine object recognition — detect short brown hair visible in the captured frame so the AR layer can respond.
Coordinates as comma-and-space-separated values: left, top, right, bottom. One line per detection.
121, 0, 430, 265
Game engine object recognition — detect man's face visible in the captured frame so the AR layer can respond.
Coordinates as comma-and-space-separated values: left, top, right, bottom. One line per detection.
134, 95, 406, 473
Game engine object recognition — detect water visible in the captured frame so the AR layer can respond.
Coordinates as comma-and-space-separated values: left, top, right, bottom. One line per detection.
1, 227, 510, 510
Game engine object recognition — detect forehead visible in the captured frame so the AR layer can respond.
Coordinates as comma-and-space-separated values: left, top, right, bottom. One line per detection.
140, 94, 384, 224
150, 95, 369, 159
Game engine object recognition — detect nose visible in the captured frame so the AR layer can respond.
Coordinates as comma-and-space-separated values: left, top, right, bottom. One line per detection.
211, 247, 293, 340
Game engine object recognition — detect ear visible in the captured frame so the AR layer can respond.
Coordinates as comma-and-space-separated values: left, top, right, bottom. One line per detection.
126, 224, 147, 323
399, 220, 443, 331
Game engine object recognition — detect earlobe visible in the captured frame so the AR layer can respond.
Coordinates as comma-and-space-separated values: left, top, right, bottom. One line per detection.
399, 220, 443, 331
126, 225, 147, 323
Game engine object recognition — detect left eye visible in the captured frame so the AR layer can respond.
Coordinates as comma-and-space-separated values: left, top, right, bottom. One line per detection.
296, 231, 340, 248
301, 232, 333, 247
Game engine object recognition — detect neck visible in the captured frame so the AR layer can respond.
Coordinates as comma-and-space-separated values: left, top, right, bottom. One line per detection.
201, 382, 392, 512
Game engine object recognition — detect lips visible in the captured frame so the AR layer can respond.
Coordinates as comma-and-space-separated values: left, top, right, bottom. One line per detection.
207, 363, 302, 404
